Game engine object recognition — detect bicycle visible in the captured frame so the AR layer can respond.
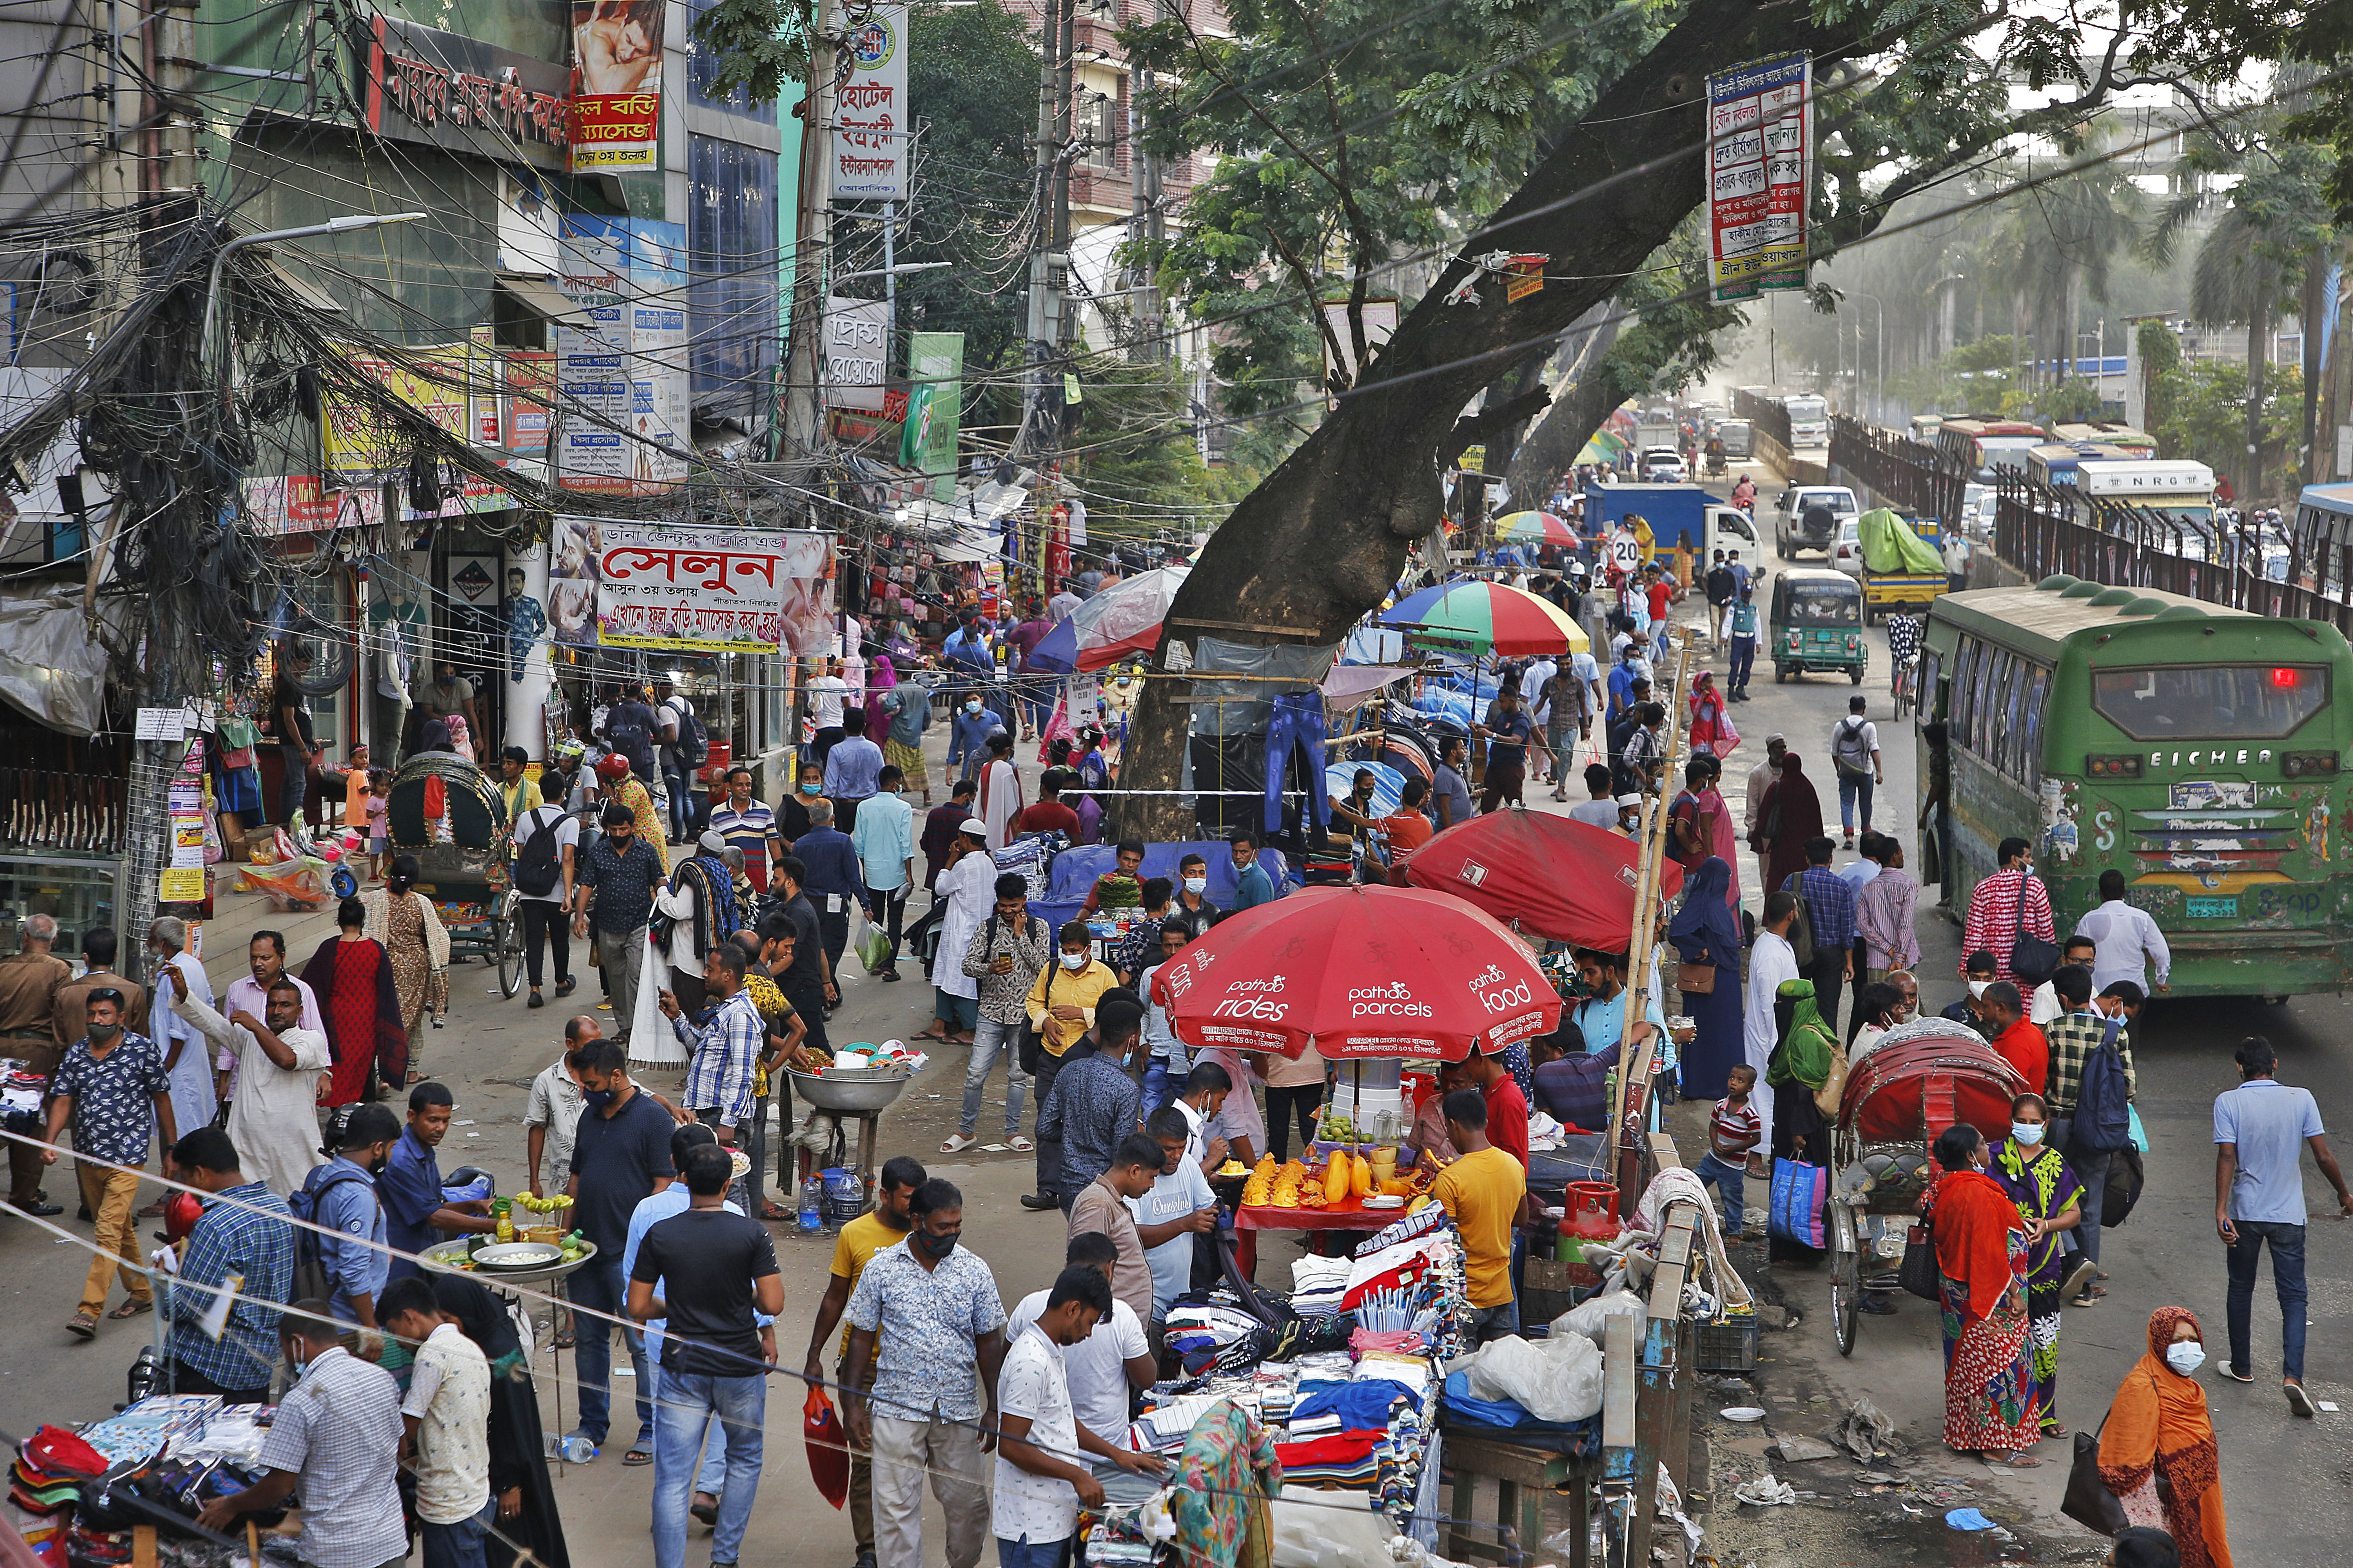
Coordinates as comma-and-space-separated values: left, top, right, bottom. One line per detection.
1892, 652, 1920, 719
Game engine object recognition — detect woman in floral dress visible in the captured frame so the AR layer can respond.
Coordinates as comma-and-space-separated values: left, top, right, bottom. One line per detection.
1986, 1091, 2085, 1437
360, 853, 449, 1080
1924, 1121, 2041, 1465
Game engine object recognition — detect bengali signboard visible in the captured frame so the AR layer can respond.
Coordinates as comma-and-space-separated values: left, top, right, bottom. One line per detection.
1706, 54, 1812, 303
359, 14, 572, 169
555, 216, 689, 495
547, 517, 835, 653
832, 5, 909, 200
569, 0, 663, 170
824, 296, 891, 413
321, 343, 470, 485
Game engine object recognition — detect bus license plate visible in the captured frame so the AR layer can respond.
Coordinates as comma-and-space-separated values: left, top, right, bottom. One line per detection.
2186, 896, 2237, 919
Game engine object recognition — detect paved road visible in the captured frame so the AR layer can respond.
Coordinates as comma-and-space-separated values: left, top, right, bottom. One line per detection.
1706, 457, 2353, 1565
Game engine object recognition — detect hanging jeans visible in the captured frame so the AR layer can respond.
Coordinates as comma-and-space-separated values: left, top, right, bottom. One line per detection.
1264, 692, 1329, 840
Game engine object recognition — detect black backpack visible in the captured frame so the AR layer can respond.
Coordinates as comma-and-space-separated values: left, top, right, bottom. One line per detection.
289, 1164, 373, 1304
605, 706, 654, 772
674, 701, 710, 769
513, 807, 564, 899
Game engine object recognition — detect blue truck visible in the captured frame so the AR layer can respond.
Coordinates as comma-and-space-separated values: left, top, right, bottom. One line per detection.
1581, 480, 1762, 564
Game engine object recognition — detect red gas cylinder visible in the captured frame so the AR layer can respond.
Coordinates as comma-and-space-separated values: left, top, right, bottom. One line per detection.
1564, 1181, 1622, 1241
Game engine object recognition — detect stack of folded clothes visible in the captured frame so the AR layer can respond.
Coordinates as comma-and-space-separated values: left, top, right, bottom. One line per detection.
12, 1426, 109, 1518
1286, 1256, 1352, 1317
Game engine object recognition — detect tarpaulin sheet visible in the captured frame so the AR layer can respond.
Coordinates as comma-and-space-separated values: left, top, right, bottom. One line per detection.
1857, 508, 1944, 575
0, 582, 122, 737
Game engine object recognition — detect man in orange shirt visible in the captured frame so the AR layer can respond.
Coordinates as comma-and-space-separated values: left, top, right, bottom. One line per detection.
1980, 982, 2047, 1096
1383, 779, 1435, 857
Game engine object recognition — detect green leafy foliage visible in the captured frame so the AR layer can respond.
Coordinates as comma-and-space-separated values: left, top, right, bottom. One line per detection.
1066, 360, 1216, 536
2148, 360, 2303, 482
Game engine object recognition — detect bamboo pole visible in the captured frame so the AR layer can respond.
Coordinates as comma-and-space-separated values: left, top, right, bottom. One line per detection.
1614, 626, 1696, 1211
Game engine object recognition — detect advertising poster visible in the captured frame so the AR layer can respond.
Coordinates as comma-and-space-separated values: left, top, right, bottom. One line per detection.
569, 0, 662, 170
321, 343, 470, 484
556, 216, 689, 495
906, 331, 963, 497
833, 5, 909, 200
562, 521, 834, 654
1706, 54, 1811, 302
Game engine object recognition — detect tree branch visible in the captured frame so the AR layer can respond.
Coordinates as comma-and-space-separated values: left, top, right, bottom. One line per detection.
1442, 386, 1552, 472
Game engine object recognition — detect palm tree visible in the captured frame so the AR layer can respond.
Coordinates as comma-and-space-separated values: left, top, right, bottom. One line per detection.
2145, 80, 2335, 500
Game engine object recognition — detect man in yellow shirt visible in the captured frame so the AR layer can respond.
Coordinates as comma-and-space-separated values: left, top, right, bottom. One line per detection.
1020, 922, 1123, 1213
1431, 1087, 1527, 1345
801, 1155, 925, 1568
498, 746, 545, 823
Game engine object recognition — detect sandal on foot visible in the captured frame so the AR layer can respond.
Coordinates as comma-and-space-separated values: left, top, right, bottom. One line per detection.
109, 1298, 152, 1320
1987, 1452, 2041, 1468
760, 1202, 792, 1222
1009, 1135, 1034, 1152
623, 1442, 654, 1466
940, 1134, 976, 1154
65, 1313, 97, 1339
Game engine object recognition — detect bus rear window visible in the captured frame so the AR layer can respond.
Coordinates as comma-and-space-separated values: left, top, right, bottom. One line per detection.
2091, 665, 2329, 740
1788, 586, 1856, 623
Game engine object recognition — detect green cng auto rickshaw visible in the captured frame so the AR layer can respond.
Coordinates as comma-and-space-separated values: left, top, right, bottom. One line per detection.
1771, 567, 1866, 685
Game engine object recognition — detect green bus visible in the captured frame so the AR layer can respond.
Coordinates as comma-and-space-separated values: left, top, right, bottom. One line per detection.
1918, 578, 2353, 998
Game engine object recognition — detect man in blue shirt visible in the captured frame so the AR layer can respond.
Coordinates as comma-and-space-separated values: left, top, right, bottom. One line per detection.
159, 1127, 294, 1402
792, 800, 866, 984
946, 694, 1004, 782
1568, 950, 1665, 1057
823, 709, 888, 834
2213, 1035, 2353, 1412
1229, 830, 1275, 910
1782, 836, 1856, 1035
1606, 644, 1646, 722
376, 1083, 497, 1284
850, 765, 919, 981
301, 1102, 400, 1334
565, 1038, 680, 1460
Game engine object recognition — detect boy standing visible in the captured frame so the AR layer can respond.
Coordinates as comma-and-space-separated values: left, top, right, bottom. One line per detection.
1430, 1089, 1527, 1345
1695, 1065, 1762, 1235
380, 1277, 494, 1568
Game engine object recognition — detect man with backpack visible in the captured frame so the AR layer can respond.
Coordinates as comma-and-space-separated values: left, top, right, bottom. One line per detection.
1828, 696, 1882, 847
2038, 965, 2124, 1304
512, 791, 579, 1010
294, 1103, 400, 1335
604, 685, 664, 799
654, 674, 709, 844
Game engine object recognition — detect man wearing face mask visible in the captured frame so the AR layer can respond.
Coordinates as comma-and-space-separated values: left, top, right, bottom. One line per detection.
1962, 837, 2056, 986
1941, 950, 2001, 1037
1020, 928, 1126, 1212
947, 690, 1005, 784
1168, 853, 1220, 935
844, 1178, 1008, 1568
302, 1102, 400, 1336
564, 1039, 679, 1463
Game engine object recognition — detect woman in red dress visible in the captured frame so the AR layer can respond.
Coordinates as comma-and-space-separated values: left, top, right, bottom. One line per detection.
301, 895, 408, 1104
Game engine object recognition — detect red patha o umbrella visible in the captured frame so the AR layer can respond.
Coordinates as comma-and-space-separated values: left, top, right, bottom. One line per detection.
1150, 884, 1560, 1062
1401, 808, 1682, 950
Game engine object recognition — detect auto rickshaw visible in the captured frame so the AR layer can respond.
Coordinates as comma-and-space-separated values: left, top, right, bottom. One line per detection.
1770, 566, 1866, 685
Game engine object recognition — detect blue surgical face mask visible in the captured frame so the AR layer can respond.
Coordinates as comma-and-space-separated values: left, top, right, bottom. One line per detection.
583, 1088, 616, 1111
1183, 876, 1207, 895
2010, 1122, 2045, 1146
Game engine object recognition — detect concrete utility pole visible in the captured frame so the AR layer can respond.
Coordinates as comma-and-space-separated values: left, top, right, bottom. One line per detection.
1020, 0, 1074, 461
780, 0, 840, 464
1128, 56, 1163, 361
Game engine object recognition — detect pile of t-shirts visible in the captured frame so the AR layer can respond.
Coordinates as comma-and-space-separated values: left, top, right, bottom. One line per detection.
1, 1062, 46, 1133
12, 1426, 109, 1518
1287, 1255, 1352, 1318
1287, 1379, 1406, 1436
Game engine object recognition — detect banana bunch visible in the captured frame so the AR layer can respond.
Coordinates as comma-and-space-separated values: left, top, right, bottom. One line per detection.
517, 1193, 574, 1213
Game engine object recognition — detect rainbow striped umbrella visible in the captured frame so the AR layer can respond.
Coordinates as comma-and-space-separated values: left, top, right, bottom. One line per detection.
1495, 510, 1576, 547
1379, 579, 1589, 656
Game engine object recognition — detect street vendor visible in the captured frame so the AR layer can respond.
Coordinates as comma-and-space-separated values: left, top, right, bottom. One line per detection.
1568, 949, 1668, 1058
1079, 840, 1148, 915
1431, 1087, 1527, 1345
1459, 1047, 1529, 1167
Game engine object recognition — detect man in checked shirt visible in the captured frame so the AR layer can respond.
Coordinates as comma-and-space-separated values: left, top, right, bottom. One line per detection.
661, 944, 763, 1208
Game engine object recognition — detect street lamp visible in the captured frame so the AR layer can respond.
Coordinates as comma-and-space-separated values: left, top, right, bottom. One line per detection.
200, 212, 428, 376
1850, 290, 1885, 422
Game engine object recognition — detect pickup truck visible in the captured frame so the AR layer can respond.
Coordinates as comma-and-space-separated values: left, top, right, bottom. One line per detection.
1774, 483, 1858, 559
1856, 511, 1950, 624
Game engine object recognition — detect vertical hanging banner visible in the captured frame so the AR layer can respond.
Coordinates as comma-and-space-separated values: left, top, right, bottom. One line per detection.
906, 330, 963, 497
569, 0, 664, 170
1706, 54, 1812, 302
833, 5, 909, 200
556, 216, 689, 495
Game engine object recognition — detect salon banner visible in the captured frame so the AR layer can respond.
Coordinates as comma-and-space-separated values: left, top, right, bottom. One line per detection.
570, 0, 663, 170
550, 518, 834, 653
1706, 54, 1811, 302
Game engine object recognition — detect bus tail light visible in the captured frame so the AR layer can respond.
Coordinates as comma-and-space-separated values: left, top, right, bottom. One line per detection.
2283, 750, 2339, 778
2086, 754, 2143, 778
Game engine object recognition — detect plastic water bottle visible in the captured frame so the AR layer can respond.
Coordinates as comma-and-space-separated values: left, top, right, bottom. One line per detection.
798, 1172, 825, 1232
557, 1434, 597, 1465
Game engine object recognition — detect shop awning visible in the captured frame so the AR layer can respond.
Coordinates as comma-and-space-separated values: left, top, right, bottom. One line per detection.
496, 273, 594, 330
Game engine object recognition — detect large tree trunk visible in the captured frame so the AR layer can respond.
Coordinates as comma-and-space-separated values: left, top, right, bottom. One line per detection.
1504, 317, 1630, 499
1113, 0, 1850, 837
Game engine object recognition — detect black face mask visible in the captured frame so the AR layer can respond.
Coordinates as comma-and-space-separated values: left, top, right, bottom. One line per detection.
911, 1227, 958, 1261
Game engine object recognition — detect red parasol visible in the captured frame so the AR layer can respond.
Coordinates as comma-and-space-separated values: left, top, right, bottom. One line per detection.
1150, 884, 1559, 1062
804, 1388, 848, 1508
1401, 809, 1683, 950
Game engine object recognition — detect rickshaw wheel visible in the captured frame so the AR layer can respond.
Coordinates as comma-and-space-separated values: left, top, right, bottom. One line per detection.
1849, 668, 1865, 685
492, 899, 519, 998
1829, 1202, 1860, 1357
1774, 665, 1789, 684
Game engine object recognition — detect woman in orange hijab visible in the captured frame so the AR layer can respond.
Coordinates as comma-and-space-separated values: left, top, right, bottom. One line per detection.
2099, 1306, 2234, 1568
1923, 1122, 2040, 1463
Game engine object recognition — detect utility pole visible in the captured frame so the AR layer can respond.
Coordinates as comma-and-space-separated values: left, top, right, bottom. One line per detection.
1021, 0, 1074, 457
1128, 57, 1163, 361
780, 0, 839, 466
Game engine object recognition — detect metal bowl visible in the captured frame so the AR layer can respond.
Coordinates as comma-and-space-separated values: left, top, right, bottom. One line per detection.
786, 1063, 913, 1113
473, 1241, 564, 1272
